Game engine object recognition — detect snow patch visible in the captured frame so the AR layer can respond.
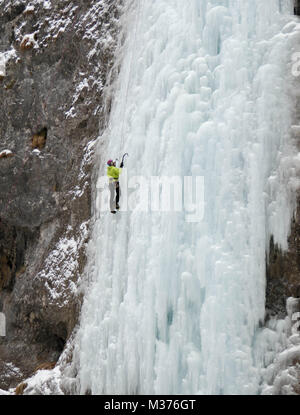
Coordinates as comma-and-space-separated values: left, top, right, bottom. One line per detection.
69, 139, 97, 199
22, 366, 64, 395
21, 32, 39, 49
0, 149, 12, 157
24, 4, 35, 13
36, 221, 89, 307
20, 331, 79, 395
43, 0, 51, 10
0, 49, 16, 77
2, 362, 23, 378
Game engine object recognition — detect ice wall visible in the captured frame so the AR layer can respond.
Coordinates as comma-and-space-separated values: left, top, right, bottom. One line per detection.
76, 0, 299, 395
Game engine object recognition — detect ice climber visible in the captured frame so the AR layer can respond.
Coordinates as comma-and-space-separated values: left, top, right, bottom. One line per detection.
107, 159, 123, 213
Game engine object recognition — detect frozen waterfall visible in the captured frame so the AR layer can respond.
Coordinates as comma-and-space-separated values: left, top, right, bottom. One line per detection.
76, 0, 299, 395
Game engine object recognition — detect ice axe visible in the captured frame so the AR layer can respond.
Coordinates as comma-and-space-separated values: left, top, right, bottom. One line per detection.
120, 153, 128, 168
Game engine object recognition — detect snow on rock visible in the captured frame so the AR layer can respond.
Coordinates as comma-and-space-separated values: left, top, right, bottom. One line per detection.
2, 362, 23, 379
69, 139, 97, 200
20, 32, 39, 50
19, 366, 63, 395
0, 49, 16, 78
42, 0, 51, 10
0, 55, 5, 78
0, 149, 13, 158
24, 4, 35, 14
65, 78, 90, 119
2, 0, 122, 121
0, 362, 24, 392
36, 221, 89, 307
21, 331, 79, 395
63, 0, 123, 119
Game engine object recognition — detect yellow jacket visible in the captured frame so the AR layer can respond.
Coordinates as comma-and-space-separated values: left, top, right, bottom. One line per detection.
107, 166, 121, 182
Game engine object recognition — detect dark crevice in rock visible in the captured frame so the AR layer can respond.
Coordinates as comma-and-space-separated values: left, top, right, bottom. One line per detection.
295, 0, 300, 15
55, 336, 66, 353
31, 127, 47, 150
35, 322, 67, 355
0, 220, 32, 293
0, 4, 26, 24
78, 119, 88, 129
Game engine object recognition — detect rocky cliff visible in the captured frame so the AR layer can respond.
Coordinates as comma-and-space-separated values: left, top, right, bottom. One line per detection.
0, 0, 122, 390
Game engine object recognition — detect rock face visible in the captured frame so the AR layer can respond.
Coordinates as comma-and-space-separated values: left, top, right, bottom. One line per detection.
266, 201, 300, 319
0, 0, 122, 389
